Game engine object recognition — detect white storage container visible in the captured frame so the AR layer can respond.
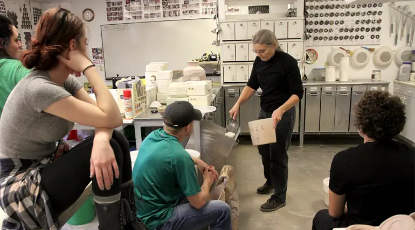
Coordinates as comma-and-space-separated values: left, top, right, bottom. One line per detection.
169, 82, 188, 97
146, 64, 165, 72
201, 80, 213, 90
156, 70, 173, 80
187, 81, 211, 96
156, 79, 172, 87
150, 62, 168, 70
167, 97, 189, 105
158, 86, 169, 94
189, 95, 211, 106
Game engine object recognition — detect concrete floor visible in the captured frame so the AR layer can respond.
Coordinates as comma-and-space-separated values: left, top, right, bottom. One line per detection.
224, 136, 361, 230
59, 135, 361, 230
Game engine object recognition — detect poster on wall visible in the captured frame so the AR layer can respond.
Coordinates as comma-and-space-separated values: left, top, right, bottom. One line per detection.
0, 1, 6, 16
125, 0, 142, 21
181, 0, 200, 17
29, 1, 42, 26
20, 3, 32, 30
5, 1, 19, 29
201, 0, 216, 16
92, 47, 105, 71
106, 0, 124, 22
143, 0, 161, 20
162, 0, 180, 18
19, 3, 33, 50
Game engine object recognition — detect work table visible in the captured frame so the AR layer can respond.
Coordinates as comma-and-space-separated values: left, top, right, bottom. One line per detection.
222, 79, 389, 88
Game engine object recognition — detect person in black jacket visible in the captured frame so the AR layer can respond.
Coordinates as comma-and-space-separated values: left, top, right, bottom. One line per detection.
312, 91, 414, 230
229, 29, 304, 212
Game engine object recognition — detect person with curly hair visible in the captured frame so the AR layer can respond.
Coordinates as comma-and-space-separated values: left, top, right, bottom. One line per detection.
312, 90, 415, 230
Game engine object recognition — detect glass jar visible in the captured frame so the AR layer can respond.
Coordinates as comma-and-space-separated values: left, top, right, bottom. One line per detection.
371, 70, 381, 80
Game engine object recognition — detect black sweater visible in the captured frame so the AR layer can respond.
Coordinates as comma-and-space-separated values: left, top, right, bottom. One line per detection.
247, 51, 304, 113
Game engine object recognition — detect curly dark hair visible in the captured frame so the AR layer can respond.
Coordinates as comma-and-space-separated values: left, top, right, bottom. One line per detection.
354, 90, 406, 140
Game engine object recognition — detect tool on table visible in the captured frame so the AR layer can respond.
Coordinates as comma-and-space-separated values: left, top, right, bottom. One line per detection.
389, 3, 396, 37
401, 5, 410, 41
340, 47, 354, 56
361, 47, 376, 52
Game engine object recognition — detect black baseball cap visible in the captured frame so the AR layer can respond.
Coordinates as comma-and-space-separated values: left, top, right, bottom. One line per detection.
163, 101, 202, 128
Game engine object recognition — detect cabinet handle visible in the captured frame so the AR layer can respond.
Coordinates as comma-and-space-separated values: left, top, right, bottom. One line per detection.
339, 92, 350, 96
292, 43, 296, 47
308, 93, 319, 96
323, 92, 334, 96
253, 22, 256, 26
241, 45, 244, 48
240, 23, 243, 26
227, 24, 230, 27
293, 21, 297, 25
279, 22, 283, 25
240, 66, 244, 69
266, 22, 269, 25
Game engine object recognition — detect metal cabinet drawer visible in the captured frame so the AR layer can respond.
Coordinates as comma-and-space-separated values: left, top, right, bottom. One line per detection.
368, 85, 386, 91
320, 86, 336, 132
305, 86, 321, 132
334, 90, 351, 132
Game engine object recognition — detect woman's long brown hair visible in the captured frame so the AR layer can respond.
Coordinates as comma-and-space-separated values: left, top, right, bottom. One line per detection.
20, 7, 84, 70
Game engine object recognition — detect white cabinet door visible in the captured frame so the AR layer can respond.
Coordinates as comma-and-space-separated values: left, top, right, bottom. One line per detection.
248, 63, 253, 78
261, 21, 274, 32
222, 44, 236, 61
221, 22, 235, 40
278, 41, 288, 53
287, 41, 303, 61
288, 20, 303, 39
275, 20, 288, 39
223, 65, 236, 82
236, 65, 249, 82
236, 43, 249, 61
248, 21, 261, 39
235, 22, 248, 40
248, 43, 256, 61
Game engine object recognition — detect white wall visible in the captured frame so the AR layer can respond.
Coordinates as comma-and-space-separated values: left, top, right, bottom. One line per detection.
305, 1, 415, 93
41, 0, 220, 85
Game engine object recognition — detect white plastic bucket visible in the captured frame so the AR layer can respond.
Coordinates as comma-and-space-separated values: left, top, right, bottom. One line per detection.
323, 177, 330, 207
248, 118, 276, 146
186, 149, 200, 174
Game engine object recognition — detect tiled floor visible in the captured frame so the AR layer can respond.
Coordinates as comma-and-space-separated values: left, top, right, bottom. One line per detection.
223, 135, 360, 230
0, 135, 361, 229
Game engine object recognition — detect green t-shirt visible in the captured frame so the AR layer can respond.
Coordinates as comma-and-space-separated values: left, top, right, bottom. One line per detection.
133, 129, 201, 230
0, 59, 30, 116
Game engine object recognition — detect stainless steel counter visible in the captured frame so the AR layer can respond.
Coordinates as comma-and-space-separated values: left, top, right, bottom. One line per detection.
222, 79, 389, 88
222, 80, 391, 147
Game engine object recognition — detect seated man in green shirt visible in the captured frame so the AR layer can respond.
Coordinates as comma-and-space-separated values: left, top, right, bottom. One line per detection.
0, 15, 30, 116
133, 101, 231, 230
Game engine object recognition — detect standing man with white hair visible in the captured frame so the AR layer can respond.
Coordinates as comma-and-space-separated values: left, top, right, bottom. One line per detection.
229, 29, 304, 212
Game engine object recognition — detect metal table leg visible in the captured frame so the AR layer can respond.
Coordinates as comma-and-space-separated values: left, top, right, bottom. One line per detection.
299, 88, 306, 147
133, 120, 164, 150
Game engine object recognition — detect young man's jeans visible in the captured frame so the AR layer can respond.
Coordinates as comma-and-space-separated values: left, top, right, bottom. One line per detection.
156, 200, 231, 230
258, 107, 295, 203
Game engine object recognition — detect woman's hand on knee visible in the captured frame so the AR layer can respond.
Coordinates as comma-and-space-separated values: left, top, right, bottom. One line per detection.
90, 139, 120, 190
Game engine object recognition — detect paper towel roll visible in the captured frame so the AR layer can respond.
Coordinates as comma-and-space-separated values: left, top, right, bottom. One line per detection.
325, 66, 336, 82
339, 57, 349, 82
